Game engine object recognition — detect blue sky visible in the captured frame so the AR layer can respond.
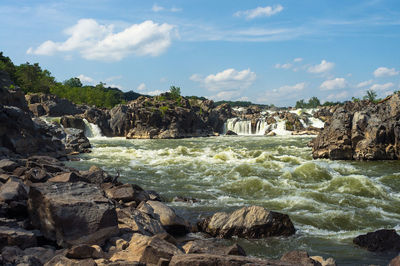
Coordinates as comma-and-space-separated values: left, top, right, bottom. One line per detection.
1, 0, 399, 106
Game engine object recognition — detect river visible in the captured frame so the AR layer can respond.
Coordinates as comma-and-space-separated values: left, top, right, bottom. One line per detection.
66, 132, 400, 265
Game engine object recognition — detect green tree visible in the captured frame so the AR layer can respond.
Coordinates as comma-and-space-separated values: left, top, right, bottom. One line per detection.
0, 52, 17, 82
63, 77, 82, 87
295, 99, 306, 108
363, 89, 377, 102
169, 86, 181, 99
308, 96, 321, 108
15, 63, 56, 93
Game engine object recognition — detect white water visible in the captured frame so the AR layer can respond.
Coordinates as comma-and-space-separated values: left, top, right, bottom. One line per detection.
83, 119, 104, 139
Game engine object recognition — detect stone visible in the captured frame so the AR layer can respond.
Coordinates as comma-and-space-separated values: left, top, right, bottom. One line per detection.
117, 207, 166, 236
182, 240, 246, 256
81, 168, 114, 184
0, 225, 37, 249
138, 201, 189, 236
48, 172, 83, 183
280, 250, 321, 266
310, 256, 336, 266
44, 254, 97, 266
28, 182, 118, 247
353, 229, 400, 252
23, 247, 56, 265
225, 130, 238, 136
390, 255, 400, 266
104, 184, 136, 202
110, 233, 183, 265
169, 254, 291, 266
198, 205, 295, 239
0, 159, 18, 172
61, 115, 86, 131
66, 244, 102, 259
24, 167, 50, 182
0, 177, 28, 203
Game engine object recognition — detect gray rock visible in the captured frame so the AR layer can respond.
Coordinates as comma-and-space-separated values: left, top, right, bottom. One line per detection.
0, 225, 37, 249
0, 177, 28, 203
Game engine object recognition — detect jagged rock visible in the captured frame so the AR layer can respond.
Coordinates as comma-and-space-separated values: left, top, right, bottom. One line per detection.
198, 205, 295, 239
0, 225, 37, 249
23, 247, 56, 265
313, 94, 400, 160
172, 196, 198, 203
24, 168, 51, 183
25, 93, 83, 116
138, 201, 189, 236
0, 159, 18, 172
28, 182, 118, 247
169, 254, 292, 266
353, 229, 400, 252
182, 240, 246, 256
103, 184, 137, 203
66, 244, 104, 259
64, 128, 91, 153
280, 250, 321, 266
116, 207, 166, 236
48, 172, 83, 183
84, 107, 112, 137
0, 177, 28, 203
109, 233, 183, 264
80, 167, 115, 184
61, 115, 86, 131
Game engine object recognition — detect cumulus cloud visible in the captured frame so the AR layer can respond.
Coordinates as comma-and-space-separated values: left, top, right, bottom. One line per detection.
320, 78, 347, 91
234, 5, 283, 19
370, 82, 394, 91
190, 68, 256, 91
147, 90, 165, 96
308, 60, 335, 74
27, 19, 176, 61
356, 79, 373, 88
373, 67, 399, 78
77, 74, 94, 84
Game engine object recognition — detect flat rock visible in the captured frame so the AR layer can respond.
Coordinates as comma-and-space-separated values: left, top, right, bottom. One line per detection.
48, 172, 83, 183
138, 201, 189, 236
198, 205, 295, 238
28, 182, 118, 247
0, 225, 37, 249
182, 240, 246, 256
353, 229, 400, 252
280, 250, 321, 266
0, 177, 28, 203
117, 207, 166, 236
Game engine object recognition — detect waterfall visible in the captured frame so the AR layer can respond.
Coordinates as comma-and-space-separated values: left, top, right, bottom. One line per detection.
83, 119, 104, 138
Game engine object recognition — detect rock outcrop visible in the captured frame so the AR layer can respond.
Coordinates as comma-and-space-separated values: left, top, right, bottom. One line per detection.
312, 94, 400, 160
198, 205, 295, 238
25, 93, 84, 117
353, 229, 400, 252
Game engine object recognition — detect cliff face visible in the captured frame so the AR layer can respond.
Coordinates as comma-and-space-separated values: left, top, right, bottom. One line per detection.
312, 94, 400, 160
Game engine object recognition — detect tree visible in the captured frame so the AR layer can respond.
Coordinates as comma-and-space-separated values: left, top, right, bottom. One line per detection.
63, 77, 82, 87
295, 99, 306, 108
15, 62, 56, 93
308, 96, 321, 108
363, 89, 377, 102
169, 86, 181, 99
0, 52, 17, 82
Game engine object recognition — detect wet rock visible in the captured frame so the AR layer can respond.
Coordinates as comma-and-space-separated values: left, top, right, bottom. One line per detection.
172, 196, 198, 204
81, 167, 114, 184
61, 115, 86, 131
280, 250, 321, 266
198, 205, 295, 239
182, 240, 246, 256
0, 177, 28, 203
0, 225, 37, 249
28, 182, 118, 247
84, 107, 112, 137
0, 159, 18, 172
169, 254, 291, 266
353, 229, 400, 252
110, 233, 183, 265
225, 130, 238, 136
138, 201, 189, 236
147, 190, 163, 201
117, 207, 166, 236
64, 128, 91, 153
310, 256, 336, 266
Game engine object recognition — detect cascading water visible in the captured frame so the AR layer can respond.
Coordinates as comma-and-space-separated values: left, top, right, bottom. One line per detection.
83, 119, 104, 138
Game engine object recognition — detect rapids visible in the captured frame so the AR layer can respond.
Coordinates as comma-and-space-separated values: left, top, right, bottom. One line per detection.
66, 134, 400, 265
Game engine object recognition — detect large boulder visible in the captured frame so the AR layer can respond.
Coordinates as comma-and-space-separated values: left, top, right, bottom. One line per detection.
25, 93, 83, 117
116, 207, 166, 236
198, 206, 295, 238
28, 182, 118, 247
313, 94, 400, 160
61, 115, 86, 131
353, 229, 400, 252
64, 128, 91, 153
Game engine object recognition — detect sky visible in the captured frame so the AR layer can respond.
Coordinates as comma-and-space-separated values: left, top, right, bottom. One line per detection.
1, 0, 399, 106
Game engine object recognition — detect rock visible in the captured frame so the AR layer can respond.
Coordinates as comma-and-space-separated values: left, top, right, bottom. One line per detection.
24, 167, 51, 182
81, 168, 114, 184
66, 244, 104, 259
147, 190, 163, 201
0, 177, 28, 203
138, 201, 189, 236
0, 159, 18, 172
198, 205, 295, 238
48, 172, 83, 183
28, 182, 118, 247
280, 250, 321, 266
172, 196, 198, 203
23, 247, 56, 264
44, 254, 97, 266
169, 254, 291, 266
353, 229, 400, 252
266, 131, 276, 136
390, 255, 400, 266
61, 115, 86, 131
0, 225, 37, 249
110, 233, 183, 265
84, 107, 112, 137
310, 256, 336, 266
225, 130, 238, 136
117, 207, 166, 236
25, 93, 83, 117
64, 128, 91, 153
103, 184, 136, 202
182, 240, 246, 256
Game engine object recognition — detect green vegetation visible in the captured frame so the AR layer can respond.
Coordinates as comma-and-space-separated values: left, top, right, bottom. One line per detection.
363, 89, 378, 103
169, 86, 181, 100
295, 96, 321, 108
0, 52, 147, 108
159, 105, 169, 117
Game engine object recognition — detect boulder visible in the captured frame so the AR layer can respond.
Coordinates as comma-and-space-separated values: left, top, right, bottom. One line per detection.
25, 93, 83, 116
198, 205, 295, 238
24, 167, 51, 183
280, 250, 321, 266
61, 115, 86, 131
28, 182, 118, 247
225, 130, 238, 136
0, 159, 18, 172
44, 254, 96, 266
353, 229, 400, 252
110, 233, 183, 265
310, 256, 336, 266
138, 201, 189, 235
23, 247, 56, 265
66, 244, 104, 259
0, 225, 37, 249
48, 172, 84, 183
80, 168, 114, 184
169, 254, 292, 266
182, 240, 246, 256
0, 177, 28, 203
64, 128, 91, 153
116, 207, 166, 236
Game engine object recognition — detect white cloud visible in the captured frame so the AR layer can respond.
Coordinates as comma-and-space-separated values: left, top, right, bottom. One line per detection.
320, 77, 347, 91
152, 4, 164, 12
274, 82, 306, 93
109, 84, 125, 90
105, 75, 122, 82
191, 68, 256, 91
325, 91, 349, 101
209, 90, 241, 101
234, 5, 284, 19
373, 67, 399, 78
147, 90, 164, 96
308, 60, 335, 74
77, 74, 94, 84
136, 83, 147, 91
27, 19, 176, 61
370, 82, 394, 91
293, 57, 303, 62
356, 79, 373, 88
275, 63, 292, 69
152, 4, 182, 12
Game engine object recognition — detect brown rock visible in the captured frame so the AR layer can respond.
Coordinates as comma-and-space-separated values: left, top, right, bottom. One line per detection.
182, 240, 246, 256
117, 207, 166, 236
280, 250, 321, 266
48, 172, 83, 183
0, 225, 37, 249
0, 177, 28, 203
